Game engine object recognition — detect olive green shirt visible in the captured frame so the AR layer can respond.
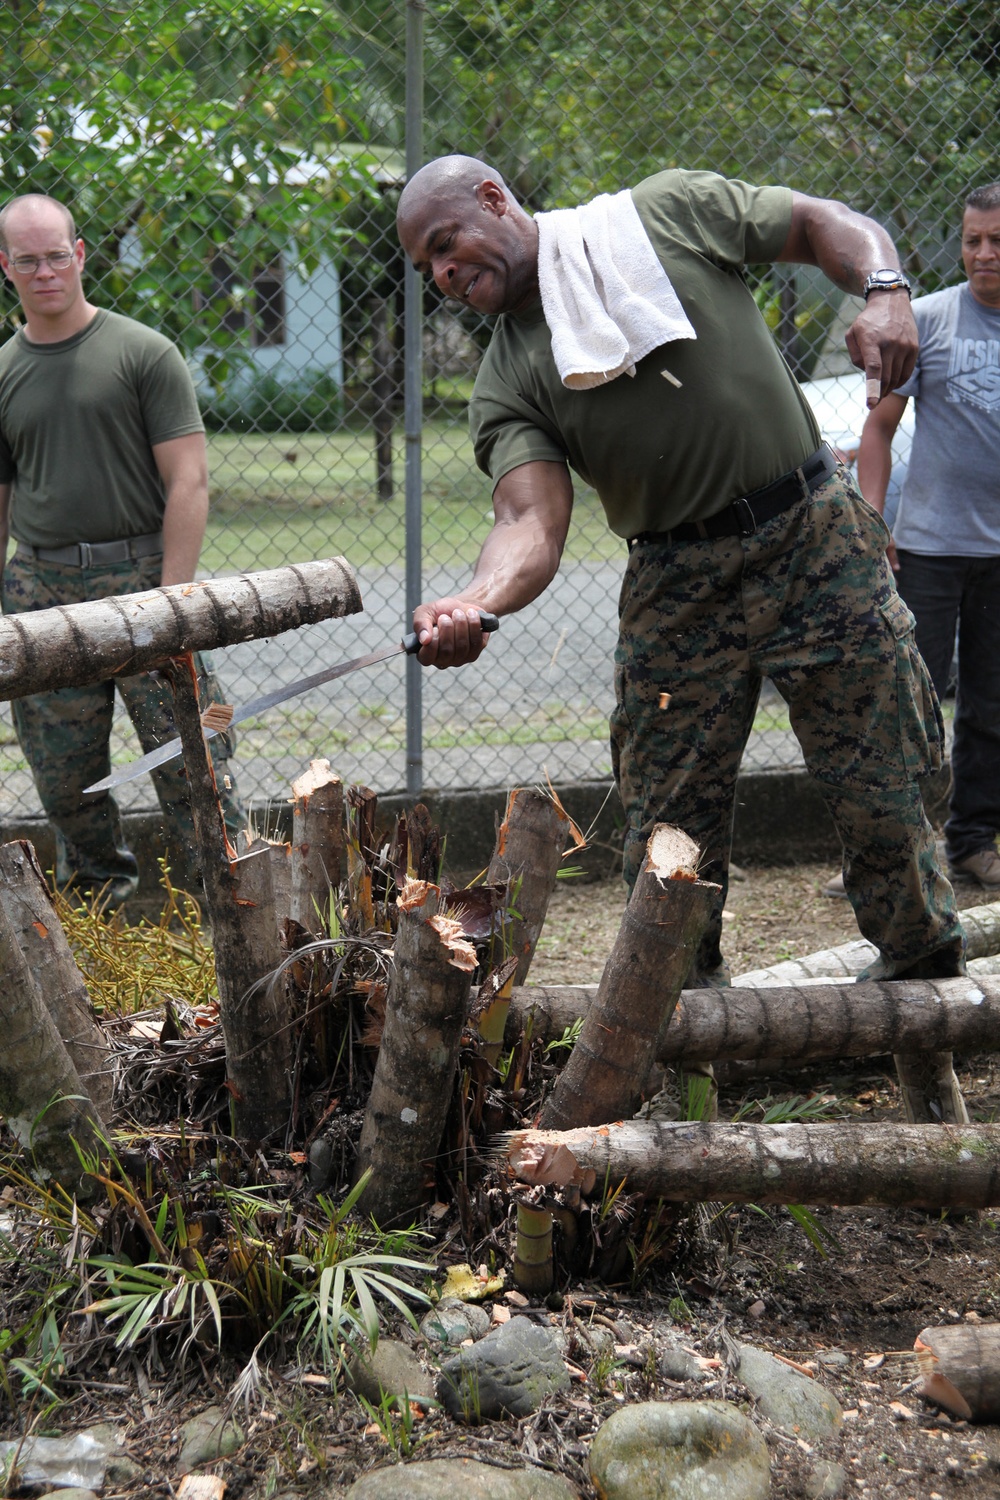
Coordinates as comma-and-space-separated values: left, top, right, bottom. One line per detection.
470, 169, 821, 537
0, 309, 204, 548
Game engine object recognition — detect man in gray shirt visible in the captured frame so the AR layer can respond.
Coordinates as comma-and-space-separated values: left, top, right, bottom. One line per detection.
858, 182, 1000, 887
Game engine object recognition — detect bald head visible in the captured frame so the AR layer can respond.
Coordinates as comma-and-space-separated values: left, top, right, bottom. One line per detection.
396, 155, 539, 316
0, 194, 75, 253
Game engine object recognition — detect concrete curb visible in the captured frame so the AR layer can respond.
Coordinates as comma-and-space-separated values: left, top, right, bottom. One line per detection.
0, 768, 846, 894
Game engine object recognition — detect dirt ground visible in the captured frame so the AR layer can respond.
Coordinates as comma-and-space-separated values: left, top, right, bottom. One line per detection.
4, 862, 1000, 1499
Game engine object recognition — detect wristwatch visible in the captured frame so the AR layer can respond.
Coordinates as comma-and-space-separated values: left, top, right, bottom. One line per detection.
863, 269, 912, 300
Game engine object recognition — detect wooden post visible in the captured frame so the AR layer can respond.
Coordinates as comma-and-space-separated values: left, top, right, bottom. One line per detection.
540, 827, 718, 1131
0, 558, 360, 700
354, 878, 476, 1226
487, 788, 570, 987
165, 657, 290, 1140
289, 760, 344, 932
372, 295, 395, 502
0, 895, 106, 1199
506, 1120, 1000, 1211
0, 840, 114, 1120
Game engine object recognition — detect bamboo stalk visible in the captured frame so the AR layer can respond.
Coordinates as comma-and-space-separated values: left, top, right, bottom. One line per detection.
506, 1120, 1000, 1209
540, 826, 717, 1131
487, 787, 570, 986
0, 840, 114, 1119
513, 1200, 554, 1295
354, 879, 476, 1226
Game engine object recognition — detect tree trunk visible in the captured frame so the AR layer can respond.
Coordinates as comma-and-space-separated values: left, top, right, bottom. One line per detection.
166, 658, 291, 1140
0, 894, 106, 1199
354, 879, 476, 1226
289, 759, 344, 931
372, 296, 394, 502
732, 900, 1000, 989
487, 787, 570, 987
0, 558, 361, 700
0, 840, 114, 1119
541, 827, 718, 1131
506, 1120, 1000, 1210
915, 1323, 1000, 1422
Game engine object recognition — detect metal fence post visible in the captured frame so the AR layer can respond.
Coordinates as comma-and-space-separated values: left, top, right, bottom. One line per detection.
404, 0, 425, 797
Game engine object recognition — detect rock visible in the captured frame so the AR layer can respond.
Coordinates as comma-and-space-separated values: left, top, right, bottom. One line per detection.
736, 1343, 843, 1441
804, 1459, 849, 1498
658, 1345, 708, 1382
420, 1298, 491, 1348
344, 1338, 435, 1407
437, 1315, 570, 1420
345, 1457, 576, 1498
589, 1399, 770, 1500
177, 1406, 245, 1471
815, 1350, 850, 1369
37, 1492, 99, 1500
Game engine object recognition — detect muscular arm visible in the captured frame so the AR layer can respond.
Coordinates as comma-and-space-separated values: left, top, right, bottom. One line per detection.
414, 459, 574, 668
857, 393, 907, 573
152, 432, 209, 587
779, 193, 917, 405
0, 482, 9, 580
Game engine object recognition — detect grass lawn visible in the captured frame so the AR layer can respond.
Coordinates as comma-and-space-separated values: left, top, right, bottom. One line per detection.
202, 422, 621, 575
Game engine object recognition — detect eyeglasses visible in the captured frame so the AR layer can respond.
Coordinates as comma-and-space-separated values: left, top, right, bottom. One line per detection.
8, 250, 75, 274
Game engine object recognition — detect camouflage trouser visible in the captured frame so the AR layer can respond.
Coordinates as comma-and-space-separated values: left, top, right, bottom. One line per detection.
611, 465, 963, 981
2, 549, 245, 901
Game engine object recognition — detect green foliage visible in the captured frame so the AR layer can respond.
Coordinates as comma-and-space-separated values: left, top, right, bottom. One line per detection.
200, 368, 344, 432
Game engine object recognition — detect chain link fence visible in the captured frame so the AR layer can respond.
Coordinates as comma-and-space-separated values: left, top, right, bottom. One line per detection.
2, 1, 996, 823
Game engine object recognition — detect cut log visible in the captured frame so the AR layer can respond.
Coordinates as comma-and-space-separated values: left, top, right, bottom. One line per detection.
540, 826, 718, 1131
732, 900, 1000, 989
506, 1120, 1000, 1209
289, 760, 344, 931
505, 984, 598, 1044
915, 1323, 1000, 1422
0, 558, 360, 700
0, 840, 114, 1119
165, 658, 291, 1140
354, 878, 476, 1226
487, 787, 570, 986
0, 894, 106, 1199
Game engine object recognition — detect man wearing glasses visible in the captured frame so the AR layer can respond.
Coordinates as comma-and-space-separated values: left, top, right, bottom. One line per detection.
0, 193, 242, 909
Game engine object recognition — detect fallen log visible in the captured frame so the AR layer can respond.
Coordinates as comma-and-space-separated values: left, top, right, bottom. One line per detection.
354, 878, 476, 1226
540, 827, 718, 1131
0, 840, 114, 1119
505, 976, 1000, 1070
0, 558, 361, 700
166, 657, 291, 1140
915, 1323, 1000, 1422
289, 760, 344, 931
505, 1120, 1000, 1209
0, 893, 106, 1199
487, 787, 570, 987
733, 899, 1000, 988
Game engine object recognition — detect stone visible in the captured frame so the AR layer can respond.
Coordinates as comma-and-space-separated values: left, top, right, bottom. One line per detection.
420, 1297, 491, 1348
37, 1492, 99, 1500
437, 1315, 570, 1420
815, 1350, 850, 1369
345, 1457, 577, 1499
344, 1338, 435, 1407
589, 1399, 770, 1500
804, 1459, 849, 1498
177, 1406, 245, 1472
736, 1343, 843, 1441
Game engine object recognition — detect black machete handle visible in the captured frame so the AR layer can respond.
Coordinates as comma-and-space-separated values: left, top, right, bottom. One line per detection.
402, 611, 500, 655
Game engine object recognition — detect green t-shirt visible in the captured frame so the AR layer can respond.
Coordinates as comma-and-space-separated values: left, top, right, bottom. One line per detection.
0, 308, 204, 548
470, 169, 822, 537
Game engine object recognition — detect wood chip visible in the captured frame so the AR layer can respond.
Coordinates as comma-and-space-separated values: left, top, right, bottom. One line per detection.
178, 1478, 226, 1500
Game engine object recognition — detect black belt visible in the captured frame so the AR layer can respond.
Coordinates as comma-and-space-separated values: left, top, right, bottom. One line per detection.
628, 444, 839, 549
17, 531, 164, 567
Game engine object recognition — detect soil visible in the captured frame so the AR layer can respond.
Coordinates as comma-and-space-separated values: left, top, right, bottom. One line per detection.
4, 862, 1000, 1499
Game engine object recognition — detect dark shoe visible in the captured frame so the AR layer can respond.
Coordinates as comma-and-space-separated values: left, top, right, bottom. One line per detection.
950, 846, 1000, 889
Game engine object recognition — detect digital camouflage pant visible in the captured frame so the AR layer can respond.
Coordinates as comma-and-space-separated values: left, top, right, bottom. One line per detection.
2, 549, 245, 903
611, 466, 964, 983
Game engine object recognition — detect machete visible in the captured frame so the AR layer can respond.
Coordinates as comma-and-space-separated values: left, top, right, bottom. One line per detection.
83, 612, 500, 795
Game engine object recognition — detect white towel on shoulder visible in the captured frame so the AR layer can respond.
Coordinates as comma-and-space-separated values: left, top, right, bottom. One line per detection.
535, 189, 696, 390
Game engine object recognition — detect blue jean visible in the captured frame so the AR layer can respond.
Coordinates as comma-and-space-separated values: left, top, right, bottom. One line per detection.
895, 549, 1000, 864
